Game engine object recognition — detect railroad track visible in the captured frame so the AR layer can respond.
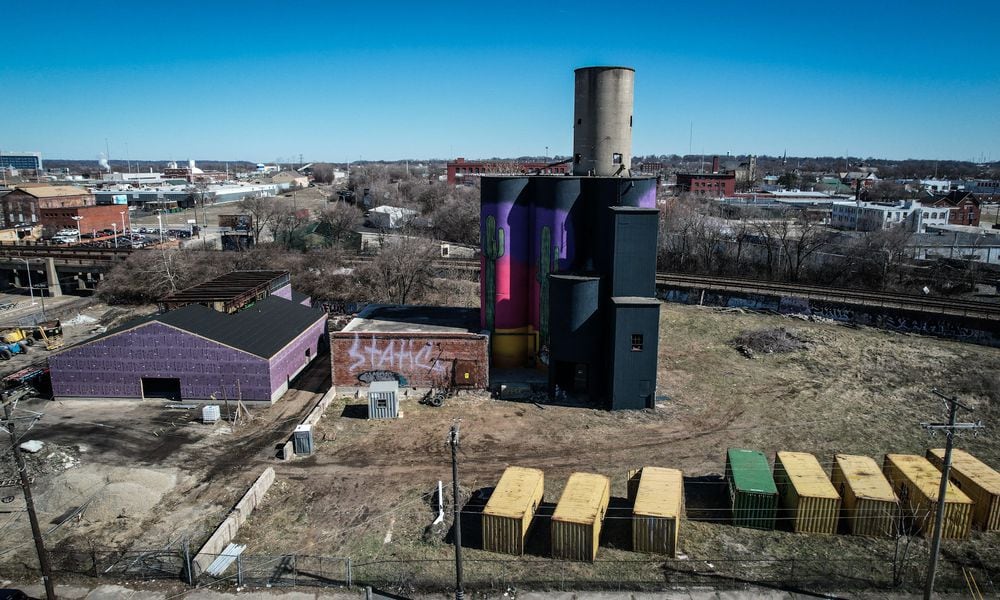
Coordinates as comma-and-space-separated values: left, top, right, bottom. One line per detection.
656, 272, 1000, 321
346, 255, 1000, 320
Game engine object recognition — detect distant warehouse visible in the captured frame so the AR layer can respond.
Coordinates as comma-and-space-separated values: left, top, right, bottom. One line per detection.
49, 272, 327, 404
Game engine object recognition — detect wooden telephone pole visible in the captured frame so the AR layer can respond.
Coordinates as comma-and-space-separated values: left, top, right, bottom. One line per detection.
2, 396, 57, 599
921, 390, 983, 599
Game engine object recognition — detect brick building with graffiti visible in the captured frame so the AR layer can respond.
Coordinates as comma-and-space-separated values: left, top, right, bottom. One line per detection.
330, 305, 489, 389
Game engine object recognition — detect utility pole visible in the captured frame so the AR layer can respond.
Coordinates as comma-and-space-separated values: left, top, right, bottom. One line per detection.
448, 422, 464, 600
921, 390, 983, 600
2, 396, 57, 600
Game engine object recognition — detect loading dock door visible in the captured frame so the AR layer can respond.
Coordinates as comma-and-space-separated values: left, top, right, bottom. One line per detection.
141, 377, 182, 401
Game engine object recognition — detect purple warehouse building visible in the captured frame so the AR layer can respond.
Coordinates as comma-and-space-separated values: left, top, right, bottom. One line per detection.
49, 275, 328, 404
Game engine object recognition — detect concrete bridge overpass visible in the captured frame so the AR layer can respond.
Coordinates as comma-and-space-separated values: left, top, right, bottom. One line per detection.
0, 245, 133, 296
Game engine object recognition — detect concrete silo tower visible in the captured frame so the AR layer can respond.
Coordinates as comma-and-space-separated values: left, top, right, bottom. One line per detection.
572, 67, 634, 176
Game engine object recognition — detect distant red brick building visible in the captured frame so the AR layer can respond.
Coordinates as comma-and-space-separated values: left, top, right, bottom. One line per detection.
925, 190, 981, 227
1, 185, 94, 227
40, 204, 129, 234
446, 157, 570, 185
674, 172, 736, 197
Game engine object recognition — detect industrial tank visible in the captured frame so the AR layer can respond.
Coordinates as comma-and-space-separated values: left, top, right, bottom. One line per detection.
573, 67, 635, 176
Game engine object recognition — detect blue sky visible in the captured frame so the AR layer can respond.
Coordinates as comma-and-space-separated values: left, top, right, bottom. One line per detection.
2, 0, 998, 163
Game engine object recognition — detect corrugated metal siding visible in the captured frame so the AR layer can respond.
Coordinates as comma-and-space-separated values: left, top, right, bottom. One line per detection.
482, 467, 544, 555
632, 467, 683, 556
774, 452, 840, 534
883, 454, 973, 539
632, 516, 677, 556
482, 514, 524, 555
551, 473, 609, 561
727, 449, 778, 530
926, 449, 1000, 532
831, 454, 898, 537
731, 490, 778, 530
626, 468, 642, 504
551, 519, 596, 562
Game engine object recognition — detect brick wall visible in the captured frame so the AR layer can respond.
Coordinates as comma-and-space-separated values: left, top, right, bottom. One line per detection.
331, 332, 489, 388
39, 204, 129, 232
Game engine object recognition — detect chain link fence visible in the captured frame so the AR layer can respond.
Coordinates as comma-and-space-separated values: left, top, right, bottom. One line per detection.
31, 548, 998, 596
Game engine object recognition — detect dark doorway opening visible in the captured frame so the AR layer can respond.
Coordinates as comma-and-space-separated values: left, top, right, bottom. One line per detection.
141, 377, 181, 401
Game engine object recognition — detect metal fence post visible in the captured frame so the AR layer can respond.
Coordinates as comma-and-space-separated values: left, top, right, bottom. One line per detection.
183, 539, 193, 586
346, 557, 353, 587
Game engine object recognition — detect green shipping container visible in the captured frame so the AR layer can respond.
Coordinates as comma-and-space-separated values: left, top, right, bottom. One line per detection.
726, 448, 779, 530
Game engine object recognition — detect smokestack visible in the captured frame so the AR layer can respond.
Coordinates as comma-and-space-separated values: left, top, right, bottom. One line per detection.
712, 156, 720, 174
189, 159, 196, 171
572, 66, 634, 176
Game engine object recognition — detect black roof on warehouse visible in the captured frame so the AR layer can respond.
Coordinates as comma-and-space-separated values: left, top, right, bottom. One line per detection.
80, 296, 325, 359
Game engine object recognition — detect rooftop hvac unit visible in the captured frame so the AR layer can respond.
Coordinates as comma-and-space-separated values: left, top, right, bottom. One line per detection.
202, 405, 220, 424
293, 424, 313, 455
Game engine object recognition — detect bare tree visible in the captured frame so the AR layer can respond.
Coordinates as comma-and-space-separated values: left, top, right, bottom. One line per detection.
357, 233, 439, 304
317, 202, 363, 247
238, 196, 280, 243
777, 211, 832, 282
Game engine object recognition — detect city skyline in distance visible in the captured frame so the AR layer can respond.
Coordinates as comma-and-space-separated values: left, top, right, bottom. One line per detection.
2, 0, 998, 163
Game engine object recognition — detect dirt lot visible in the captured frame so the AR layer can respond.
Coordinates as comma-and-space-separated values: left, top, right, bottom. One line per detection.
0, 353, 331, 573
2, 302, 998, 594
239, 304, 999, 592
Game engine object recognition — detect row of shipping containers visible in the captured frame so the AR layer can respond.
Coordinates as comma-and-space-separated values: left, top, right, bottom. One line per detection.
725, 448, 999, 539
480, 450, 997, 562
481, 466, 684, 561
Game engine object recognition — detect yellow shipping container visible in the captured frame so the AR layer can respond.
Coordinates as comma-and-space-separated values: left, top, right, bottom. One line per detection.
927, 448, 1000, 532
883, 454, 973, 539
482, 467, 545, 555
631, 467, 684, 557
831, 454, 899, 537
551, 472, 610, 562
773, 452, 840, 534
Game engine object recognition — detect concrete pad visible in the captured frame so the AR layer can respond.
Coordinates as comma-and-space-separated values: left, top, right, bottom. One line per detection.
717, 591, 793, 600
85, 584, 166, 599
574, 593, 636, 600
18, 584, 90, 599
518, 593, 576, 600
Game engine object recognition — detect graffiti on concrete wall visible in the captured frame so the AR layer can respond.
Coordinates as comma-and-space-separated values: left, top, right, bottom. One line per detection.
346, 335, 447, 376
657, 284, 1000, 347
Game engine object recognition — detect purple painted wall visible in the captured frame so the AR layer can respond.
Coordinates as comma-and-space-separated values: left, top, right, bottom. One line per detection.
50, 323, 273, 401
273, 284, 293, 300
267, 318, 327, 400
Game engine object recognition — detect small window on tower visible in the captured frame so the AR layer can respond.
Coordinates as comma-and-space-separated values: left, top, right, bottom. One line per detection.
574, 153, 582, 164
631, 334, 643, 352
613, 153, 623, 165
577, 118, 582, 125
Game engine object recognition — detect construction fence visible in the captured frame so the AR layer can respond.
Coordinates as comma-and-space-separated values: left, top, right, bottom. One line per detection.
37, 548, 998, 596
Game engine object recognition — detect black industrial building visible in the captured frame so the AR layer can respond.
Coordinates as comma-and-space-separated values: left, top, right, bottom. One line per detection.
480, 66, 662, 411
547, 205, 660, 410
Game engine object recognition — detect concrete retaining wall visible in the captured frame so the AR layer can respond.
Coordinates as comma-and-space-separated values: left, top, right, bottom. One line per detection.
192, 466, 275, 577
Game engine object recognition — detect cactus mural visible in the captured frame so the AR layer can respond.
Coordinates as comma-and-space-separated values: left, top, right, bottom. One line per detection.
483, 214, 505, 333
480, 176, 657, 368
536, 225, 557, 346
